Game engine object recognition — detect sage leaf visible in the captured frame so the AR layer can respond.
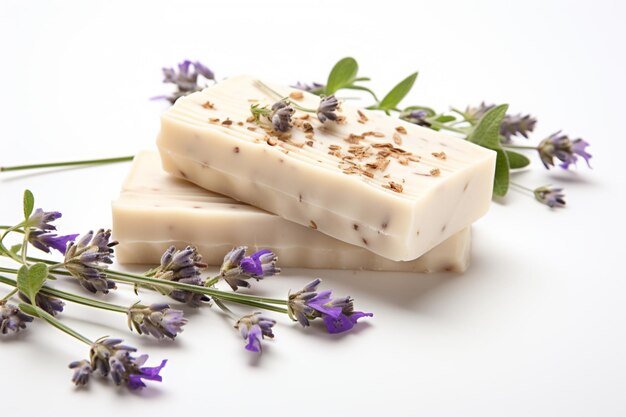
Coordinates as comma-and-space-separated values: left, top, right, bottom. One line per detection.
18, 303, 38, 317
325, 57, 358, 95
23, 189, 34, 220
10, 244, 22, 254
493, 149, 510, 197
506, 150, 531, 169
467, 104, 510, 197
16, 263, 49, 303
377, 72, 418, 110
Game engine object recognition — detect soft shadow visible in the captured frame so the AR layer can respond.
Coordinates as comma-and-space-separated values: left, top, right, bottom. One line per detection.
281, 267, 464, 310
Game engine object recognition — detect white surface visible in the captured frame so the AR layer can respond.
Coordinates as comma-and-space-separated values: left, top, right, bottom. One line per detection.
0, 0, 625, 416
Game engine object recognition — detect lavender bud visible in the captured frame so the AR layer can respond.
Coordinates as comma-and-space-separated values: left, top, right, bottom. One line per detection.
534, 186, 566, 208
538, 131, 592, 170
234, 312, 276, 353
317, 95, 339, 123
271, 101, 294, 132
128, 303, 187, 340
0, 303, 34, 334
153, 246, 209, 307
63, 229, 118, 294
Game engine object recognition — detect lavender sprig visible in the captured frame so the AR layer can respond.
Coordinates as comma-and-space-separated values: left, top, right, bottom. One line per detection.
153, 60, 215, 103
71, 337, 167, 389
0, 302, 33, 334
63, 229, 118, 294
127, 303, 187, 340
234, 312, 276, 353
217, 246, 280, 291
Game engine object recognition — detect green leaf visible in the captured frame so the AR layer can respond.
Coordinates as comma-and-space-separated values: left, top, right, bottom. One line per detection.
468, 104, 508, 149
16, 263, 49, 303
377, 72, 418, 110
467, 104, 510, 197
10, 244, 22, 254
325, 57, 359, 95
23, 189, 34, 220
493, 149, 510, 197
434, 115, 456, 123
18, 303, 38, 317
505, 150, 531, 169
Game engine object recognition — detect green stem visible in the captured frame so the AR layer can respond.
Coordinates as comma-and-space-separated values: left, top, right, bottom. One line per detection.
254, 80, 318, 113
427, 120, 468, 135
0, 274, 128, 313
1, 287, 18, 302
21, 228, 30, 265
510, 181, 534, 193
0, 155, 134, 172
30, 304, 93, 345
0, 224, 25, 263
204, 275, 222, 288
502, 144, 537, 150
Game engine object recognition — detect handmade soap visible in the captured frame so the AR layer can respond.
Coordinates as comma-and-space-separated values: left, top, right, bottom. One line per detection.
112, 152, 471, 272
156, 75, 495, 261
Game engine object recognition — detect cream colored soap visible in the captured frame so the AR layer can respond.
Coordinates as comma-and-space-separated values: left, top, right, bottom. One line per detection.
112, 152, 471, 272
156, 75, 495, 261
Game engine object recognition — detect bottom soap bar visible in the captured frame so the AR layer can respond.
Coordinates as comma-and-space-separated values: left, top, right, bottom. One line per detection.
112, 152, 471, 272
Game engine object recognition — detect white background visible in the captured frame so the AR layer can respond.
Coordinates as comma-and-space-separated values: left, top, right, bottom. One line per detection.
1, 0, 625, 415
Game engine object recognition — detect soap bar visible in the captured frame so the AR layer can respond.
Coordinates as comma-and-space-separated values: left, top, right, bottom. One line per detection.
156, 75, 495, 261
112, 152, 471, 272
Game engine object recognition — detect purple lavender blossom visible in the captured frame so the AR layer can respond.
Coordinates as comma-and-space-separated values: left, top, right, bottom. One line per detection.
19, 292, 64, 316
320, 296, 373, 334
287, 279, 372, 333
28, 231, 78, 254
128, 303, 187, 340
219, 247, 280, 291
69, 360, 92, 386
534, 186, 566, 208
317, 95, 339, 123
234, 312, 276, 353
401, 109, 431, 127
155, 60, 215, 103
465, 102, 537, 141
538, 131, 592, 169
271, 100, 294, 132
0, 303, 34, 334
291, 81, 325, 93
26, 208, 61, 231
75, 338, 166, 390
153, 245, 209, 307
63, 229, 118, 294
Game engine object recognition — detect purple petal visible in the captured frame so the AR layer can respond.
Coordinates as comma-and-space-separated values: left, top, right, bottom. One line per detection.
323, 311, 373, 334
127, 359, 167, 390
308, 290, 342, 318
245, 325, 262, 352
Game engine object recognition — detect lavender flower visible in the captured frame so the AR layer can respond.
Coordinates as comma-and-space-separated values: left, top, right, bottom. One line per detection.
534, 186, 566, 208
0, 303, 34, 334
26, 208, 61, 231
72, 337, 167, 389
271, 100, 294, 132
402, 109, 431, 127
156, 60, 215, 103
19, 292, 64, 316
127, 303, 187, 340
68, 360, 92, 387
287, 279, 372, 333
465, 103, 537, 141
219, 247, 280, 291
153, 245, 209, 307
63, 229, 118, 294
538, 131, 592, 169
28, 231, 78, 254
320, 296, 373, 334
234, 312, 276, 353
317, 95, 339, 123
291, 81, 325, 93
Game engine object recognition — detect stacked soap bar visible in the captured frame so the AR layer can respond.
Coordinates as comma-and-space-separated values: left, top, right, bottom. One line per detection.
157, 75, 495, 261
112, 152, 471, 272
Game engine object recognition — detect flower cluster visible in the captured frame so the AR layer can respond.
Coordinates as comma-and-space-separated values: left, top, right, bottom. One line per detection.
538, 131, 592, 169
465, 102, 537, 141
287, 279, 372, 333
534, 186, 566, 208
69, 338, 166, 389
291, 81, 325, 93
127, 303, 187, 340
234, 312, 276, 352
155, 60, 215, 103
63, 229, 118, 294
0, 303, 33, 334
25, 208, 78, 254
219, 247, 280, 291
270, 100, 295, 132
317, 95, 339, 123
19, 292, 64, 316
152, 245, 210, 307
